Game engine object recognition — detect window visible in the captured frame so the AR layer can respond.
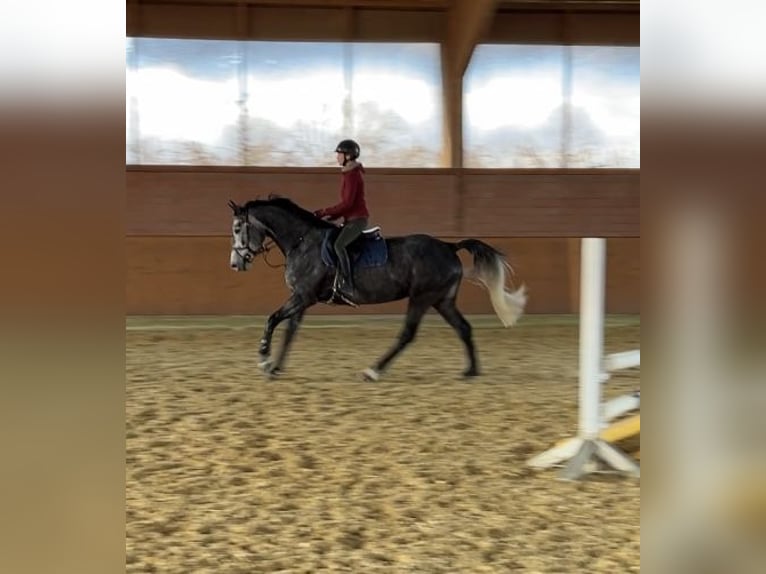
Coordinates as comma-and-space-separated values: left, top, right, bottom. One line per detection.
244, 42, 345, 166
347, 43, 443, 167
126, 38, 241, 165
569, 46, 640, 168
464, 44, 639, 168
126, 39, 442, 167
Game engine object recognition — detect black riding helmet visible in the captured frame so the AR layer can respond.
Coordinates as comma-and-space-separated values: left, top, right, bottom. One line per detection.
335, 139, 360, 160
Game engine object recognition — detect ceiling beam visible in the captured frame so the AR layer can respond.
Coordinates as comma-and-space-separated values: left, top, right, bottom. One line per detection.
143, 0, 638, 8
145, 0, 450, 8
441, 0, 498, 168
446, 0, 499, 78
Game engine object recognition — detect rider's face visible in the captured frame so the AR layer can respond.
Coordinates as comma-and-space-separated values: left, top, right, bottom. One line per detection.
336, 152, 346, 166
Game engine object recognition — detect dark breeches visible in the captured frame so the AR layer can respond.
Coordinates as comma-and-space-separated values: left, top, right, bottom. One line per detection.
334, 218, 368, 276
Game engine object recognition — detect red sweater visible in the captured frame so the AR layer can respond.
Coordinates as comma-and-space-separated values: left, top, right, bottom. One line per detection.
317, 162, 369, 222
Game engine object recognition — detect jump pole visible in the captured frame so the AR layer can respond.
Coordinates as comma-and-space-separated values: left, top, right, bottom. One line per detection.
527, 238, 640, 480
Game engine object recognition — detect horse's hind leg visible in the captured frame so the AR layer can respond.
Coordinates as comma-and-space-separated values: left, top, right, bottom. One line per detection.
363, 299, 429, 381
433, 297, 479, 378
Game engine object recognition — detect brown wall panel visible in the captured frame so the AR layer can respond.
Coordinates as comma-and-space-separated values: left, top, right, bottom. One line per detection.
486, 12, 564, 44
461, 171, 639, 236
604, 237, 640, 312
565, 11, 640, 45
487, 11, 639, 45
365, 172, 460, 236
248, 7, 350, 40
127, 236, 639, 315
130, 4, 240, 39
128, 3, 638, 45
130, 3, 446, 41
127, 169, 339, 235
127, 168, 638, 314
354, 9, 447, 42
127, 168, 461, 236
127, 168, 638, 237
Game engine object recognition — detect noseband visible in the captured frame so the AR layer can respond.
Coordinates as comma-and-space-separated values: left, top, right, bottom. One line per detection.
234, 220, 276, 263
234, 243, 268, 262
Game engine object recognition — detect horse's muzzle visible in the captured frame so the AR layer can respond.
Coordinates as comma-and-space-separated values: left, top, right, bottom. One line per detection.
229, 249, 250, 271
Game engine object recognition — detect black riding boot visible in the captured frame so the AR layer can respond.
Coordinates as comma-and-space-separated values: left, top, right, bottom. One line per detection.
336, 248, 354, 293
330, 251, 357, 307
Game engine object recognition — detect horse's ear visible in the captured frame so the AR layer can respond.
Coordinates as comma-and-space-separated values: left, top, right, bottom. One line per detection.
228, 200, 239, 214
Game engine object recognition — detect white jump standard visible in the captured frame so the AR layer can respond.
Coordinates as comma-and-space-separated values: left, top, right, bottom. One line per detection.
527, 237, 640, 480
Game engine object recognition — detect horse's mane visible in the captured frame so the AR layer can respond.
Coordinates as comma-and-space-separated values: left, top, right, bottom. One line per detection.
243, 194, 334, 228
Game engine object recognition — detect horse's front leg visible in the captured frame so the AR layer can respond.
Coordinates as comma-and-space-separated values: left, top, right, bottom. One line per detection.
268, 305, 310, 377
259, 294, 304, 367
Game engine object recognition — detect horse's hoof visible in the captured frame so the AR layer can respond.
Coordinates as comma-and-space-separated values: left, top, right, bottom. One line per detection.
462, 367, 480, 378
362, 368, 380, 382
266, 367, 281, 381
258, 358, 272, 371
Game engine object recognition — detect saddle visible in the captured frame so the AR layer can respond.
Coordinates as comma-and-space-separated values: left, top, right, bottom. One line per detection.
320, 226, 388, 269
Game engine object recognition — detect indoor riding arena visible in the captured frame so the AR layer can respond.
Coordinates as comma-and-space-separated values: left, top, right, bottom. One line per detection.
127, 1, 640, 572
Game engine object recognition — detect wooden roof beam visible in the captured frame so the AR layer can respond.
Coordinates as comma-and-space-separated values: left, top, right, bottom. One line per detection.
445, 0, 499, 78
441, 0, 498, 168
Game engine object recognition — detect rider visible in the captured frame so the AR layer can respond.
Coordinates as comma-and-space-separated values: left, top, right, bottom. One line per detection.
313, 139, 369, 302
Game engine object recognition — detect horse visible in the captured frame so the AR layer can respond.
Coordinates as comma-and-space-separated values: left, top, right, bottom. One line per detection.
228, 195, 527, 380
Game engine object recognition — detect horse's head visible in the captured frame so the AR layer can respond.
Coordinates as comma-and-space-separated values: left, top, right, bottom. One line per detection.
228, 200, 268, 272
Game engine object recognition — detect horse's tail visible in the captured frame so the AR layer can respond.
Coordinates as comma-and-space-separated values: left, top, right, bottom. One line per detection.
454, 239, 527, 327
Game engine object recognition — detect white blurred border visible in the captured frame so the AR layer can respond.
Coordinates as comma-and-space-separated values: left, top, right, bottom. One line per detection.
0, 0, 124, 101
642, 0, 766, 107
644, 3, 766, 572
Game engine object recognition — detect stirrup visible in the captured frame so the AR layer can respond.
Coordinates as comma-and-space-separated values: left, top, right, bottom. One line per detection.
325, 288, 357, 307
333, 288, 358, 307
328, 274, 357, 307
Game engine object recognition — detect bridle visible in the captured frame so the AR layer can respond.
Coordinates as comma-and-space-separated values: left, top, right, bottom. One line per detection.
233, 218, 282, 267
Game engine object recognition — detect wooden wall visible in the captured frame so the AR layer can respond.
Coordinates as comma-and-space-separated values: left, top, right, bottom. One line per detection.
126, 167, 639, 315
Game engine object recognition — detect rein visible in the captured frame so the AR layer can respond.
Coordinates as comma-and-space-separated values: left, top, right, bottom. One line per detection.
237, 238, 288, 269
261, 239, 284, 268
261, 233, 308, 269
